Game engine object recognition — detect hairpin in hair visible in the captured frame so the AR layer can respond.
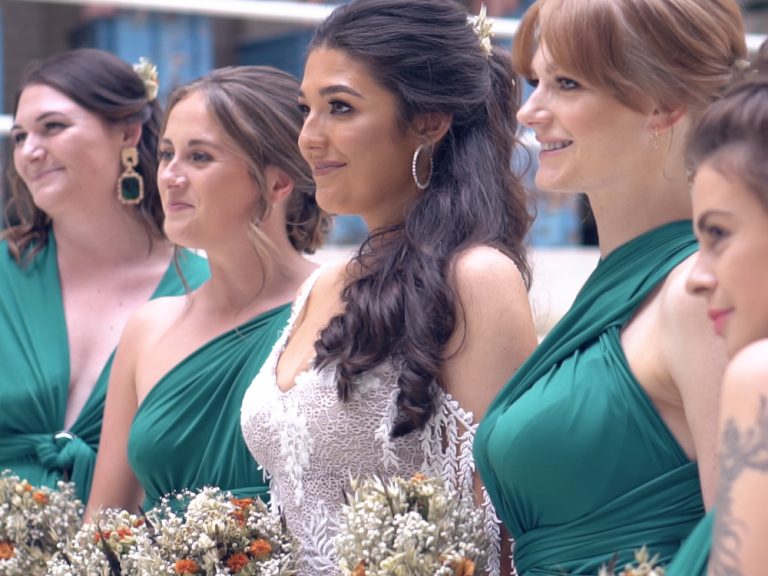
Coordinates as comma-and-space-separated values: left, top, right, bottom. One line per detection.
470, 4, 494, 57
133, 57, 159, 102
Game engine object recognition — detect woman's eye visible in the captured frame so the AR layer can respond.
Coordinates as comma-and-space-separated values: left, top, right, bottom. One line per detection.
11, 132, 26, 146
43, 121, 67, 132
298, 103, 310, 118
158, 149, 174, 163
330, 100, 352, 114
557, 77, 580, 90
525, 77, 539, 89
190, 151, 213, 163
704, 224, 730, 246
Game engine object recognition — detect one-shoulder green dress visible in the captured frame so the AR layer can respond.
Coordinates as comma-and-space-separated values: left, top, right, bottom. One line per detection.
127, 303, 291, 510
665, 510, 714, 576
0, 236, 209, 502
475, 221, 705, 575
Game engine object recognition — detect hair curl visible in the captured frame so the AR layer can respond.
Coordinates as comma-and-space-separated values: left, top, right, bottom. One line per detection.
310, 0, 532, 436
163, 66, 330, 274
4, 48, 164, 263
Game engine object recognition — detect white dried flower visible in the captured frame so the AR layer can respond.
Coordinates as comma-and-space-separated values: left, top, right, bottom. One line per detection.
335, 474, 488, 576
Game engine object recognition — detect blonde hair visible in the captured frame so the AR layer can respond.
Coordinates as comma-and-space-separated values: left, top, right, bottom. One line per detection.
514, 0, 747, 114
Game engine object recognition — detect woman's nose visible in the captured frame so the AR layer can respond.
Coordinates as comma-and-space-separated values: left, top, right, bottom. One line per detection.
685, 252, 717, 298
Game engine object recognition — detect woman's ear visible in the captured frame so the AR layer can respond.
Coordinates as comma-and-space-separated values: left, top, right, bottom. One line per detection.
649, 106, 687, 133
412, 112, 453, 144
264, 166, 295, 204
121, 122, 143, 147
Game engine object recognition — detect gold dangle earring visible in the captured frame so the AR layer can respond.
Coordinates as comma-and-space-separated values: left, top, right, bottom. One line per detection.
117, 146, 145, 205
651, 128, 661, 151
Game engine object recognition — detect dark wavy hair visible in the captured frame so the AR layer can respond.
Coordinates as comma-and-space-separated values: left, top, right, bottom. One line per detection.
310, 0, 532, 436
688, 47, 768, 210
4, 48, 164, 262
163, 66, 330, 264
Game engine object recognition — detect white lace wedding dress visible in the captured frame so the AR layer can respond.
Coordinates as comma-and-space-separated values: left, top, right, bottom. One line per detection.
241, 268, 504, 575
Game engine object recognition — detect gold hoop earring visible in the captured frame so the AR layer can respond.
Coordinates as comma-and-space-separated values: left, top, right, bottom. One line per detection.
411, 143, 434, 190
117, 146, 145, 205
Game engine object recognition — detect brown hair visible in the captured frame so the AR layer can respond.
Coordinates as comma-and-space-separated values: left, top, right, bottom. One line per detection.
514, 0, 747, 114
310, 0, 531, 436
164, 66, 330, 261
4, 48, 164, 262
688, 52, 768, 210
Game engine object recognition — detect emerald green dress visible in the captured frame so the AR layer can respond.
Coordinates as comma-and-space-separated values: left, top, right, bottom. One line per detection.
665, 510, 714, 576
475, 221, 705, 575
0, 236, 209, 502
126, 303, 291, 510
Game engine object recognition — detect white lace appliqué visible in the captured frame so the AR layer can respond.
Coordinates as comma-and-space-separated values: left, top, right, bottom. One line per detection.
241, 267, 509, 575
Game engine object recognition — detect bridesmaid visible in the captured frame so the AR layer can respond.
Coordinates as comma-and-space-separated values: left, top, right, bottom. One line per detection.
667, 51, 768, 576
474, 0, 747, 573
85, 66, 328, 514
1, 49, 209, 502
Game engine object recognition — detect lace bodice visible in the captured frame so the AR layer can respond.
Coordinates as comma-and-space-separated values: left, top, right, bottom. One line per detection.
241, 267, 504, 575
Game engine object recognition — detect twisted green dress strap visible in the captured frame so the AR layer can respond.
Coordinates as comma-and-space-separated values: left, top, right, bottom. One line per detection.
474, 221, 701, 574
0, 237, 209, 501
128, 304, 291, 511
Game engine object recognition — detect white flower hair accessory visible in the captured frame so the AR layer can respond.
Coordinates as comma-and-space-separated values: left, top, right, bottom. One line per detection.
133, 57, 159, 102
470, 3, 494, 57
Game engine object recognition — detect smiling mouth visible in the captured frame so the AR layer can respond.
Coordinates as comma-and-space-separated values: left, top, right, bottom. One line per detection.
313, 163, 345, 176
540, 141, 573, 152
30, 167, 63, 181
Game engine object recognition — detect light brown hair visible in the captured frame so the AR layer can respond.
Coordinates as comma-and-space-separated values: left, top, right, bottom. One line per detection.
514, 0, 747, 114
164, 66, 330, 261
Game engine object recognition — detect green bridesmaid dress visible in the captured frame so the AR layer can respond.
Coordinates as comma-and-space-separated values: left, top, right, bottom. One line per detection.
127, 303, 291, 510
0, 236, 209, 502
665, 510, 714, 576
475, 221, 705, 575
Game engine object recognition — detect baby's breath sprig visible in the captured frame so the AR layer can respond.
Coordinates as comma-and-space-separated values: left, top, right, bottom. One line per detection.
46, 487, 297, 575
335, 473, 488, 576
0, 470, 83, 576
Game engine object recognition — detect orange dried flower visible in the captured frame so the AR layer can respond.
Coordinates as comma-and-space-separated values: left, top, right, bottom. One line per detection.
411, 472, 427, 482
231, 497, 254, 509
232, 509, 246, 525
93, 530, 113, 543
353, 560, 367, 576
453, 557, 476, 576
32, 490, 49, 504
117, 527, 132, 539
0, 542, 14, 560
249, 538, 273, 559
226, 552, 249, 572
133, 518, 145, 527
173, 559, 201, 574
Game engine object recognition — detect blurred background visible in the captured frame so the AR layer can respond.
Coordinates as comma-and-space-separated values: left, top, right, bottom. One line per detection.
0, 0, 765, 334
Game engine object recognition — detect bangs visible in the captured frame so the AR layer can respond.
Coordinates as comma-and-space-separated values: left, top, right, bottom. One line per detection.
513, 0, 650, 112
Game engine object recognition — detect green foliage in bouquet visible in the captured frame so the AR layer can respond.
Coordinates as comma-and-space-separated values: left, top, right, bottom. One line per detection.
598, 546, 666, 576
335, 473, 488, 576
47, 487, 297, 576
0, 471, 83, 576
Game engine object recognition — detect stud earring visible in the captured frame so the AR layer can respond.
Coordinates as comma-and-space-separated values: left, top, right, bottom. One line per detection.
117, 146, 144, 205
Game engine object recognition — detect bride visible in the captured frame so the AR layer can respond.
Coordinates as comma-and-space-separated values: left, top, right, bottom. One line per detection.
241, 0, 537, 574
